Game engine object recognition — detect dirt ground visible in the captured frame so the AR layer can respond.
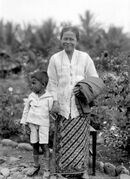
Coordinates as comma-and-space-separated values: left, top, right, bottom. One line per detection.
0, 143, 120, 179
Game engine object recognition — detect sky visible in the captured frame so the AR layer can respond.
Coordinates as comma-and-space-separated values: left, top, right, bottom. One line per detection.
0, 0, 130, 33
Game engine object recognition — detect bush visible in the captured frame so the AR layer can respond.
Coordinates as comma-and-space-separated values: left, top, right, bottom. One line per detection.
90, 69, 130, 154
0, 87, 24, 138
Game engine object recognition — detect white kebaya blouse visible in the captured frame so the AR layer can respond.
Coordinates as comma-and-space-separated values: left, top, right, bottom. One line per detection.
47, 49, 98, 119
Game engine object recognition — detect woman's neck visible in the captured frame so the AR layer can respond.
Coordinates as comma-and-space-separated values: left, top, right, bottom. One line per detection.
65, 50, 74, 61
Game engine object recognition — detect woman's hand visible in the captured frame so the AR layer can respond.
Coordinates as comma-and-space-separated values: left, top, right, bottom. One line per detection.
73, 86, 80, 96
51, 101, 60, 113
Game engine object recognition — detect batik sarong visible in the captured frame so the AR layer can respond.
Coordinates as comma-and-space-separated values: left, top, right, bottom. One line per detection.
51, 114, 90, 175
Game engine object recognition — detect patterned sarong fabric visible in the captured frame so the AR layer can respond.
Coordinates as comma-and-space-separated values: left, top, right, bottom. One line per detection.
52, 114, 90, 175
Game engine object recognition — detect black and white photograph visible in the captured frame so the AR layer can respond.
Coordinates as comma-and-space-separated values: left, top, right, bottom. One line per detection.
0, 0, 130, 178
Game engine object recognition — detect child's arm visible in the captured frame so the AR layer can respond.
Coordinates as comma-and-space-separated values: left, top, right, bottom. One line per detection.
20, 97, 30, 125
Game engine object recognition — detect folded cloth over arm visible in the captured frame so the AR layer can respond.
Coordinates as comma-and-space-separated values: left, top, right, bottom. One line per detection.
75, 76, 105, 114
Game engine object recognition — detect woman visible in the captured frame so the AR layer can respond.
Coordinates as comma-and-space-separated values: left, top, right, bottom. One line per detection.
47, 26, 99, 178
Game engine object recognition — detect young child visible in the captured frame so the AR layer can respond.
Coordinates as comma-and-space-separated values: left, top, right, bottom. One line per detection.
20, 70, 53, 177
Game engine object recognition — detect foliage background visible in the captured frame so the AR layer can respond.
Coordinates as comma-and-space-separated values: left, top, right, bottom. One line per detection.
0, 10, 129, 165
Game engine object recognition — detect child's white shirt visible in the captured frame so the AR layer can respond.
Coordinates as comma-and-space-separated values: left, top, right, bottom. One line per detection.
20, 91, 53, 127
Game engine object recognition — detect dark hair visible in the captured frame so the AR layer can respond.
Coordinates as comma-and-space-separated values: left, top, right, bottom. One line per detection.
60, 26, 80, 41
31, 70, 48, 86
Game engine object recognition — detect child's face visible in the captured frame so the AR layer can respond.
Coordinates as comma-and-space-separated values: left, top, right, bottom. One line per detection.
30, 78, 44, 94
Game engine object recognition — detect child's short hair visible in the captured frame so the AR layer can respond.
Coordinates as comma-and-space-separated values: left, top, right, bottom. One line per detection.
30, 70, 48, 86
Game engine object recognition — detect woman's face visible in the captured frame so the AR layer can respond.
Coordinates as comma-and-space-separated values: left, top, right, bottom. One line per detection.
61, 31, 77, 53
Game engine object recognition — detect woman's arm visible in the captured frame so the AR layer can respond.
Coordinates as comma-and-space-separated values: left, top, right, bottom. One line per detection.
47, 56, 60, 113
47, 56, 58, 101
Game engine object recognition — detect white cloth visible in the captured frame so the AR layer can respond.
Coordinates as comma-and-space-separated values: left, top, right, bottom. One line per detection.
29, 123, 49, 144
20, 91, 53, 127
47, 49, 98, 119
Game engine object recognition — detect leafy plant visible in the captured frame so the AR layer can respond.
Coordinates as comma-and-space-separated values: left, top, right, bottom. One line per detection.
0, 87, 24, 138
90, 62, 130, 154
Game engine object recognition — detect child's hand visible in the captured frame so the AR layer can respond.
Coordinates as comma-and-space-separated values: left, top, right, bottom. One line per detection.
73, 86, 80, 96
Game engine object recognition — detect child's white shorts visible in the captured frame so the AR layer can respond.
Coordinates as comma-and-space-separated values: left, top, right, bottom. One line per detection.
29, 123, 49, 144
